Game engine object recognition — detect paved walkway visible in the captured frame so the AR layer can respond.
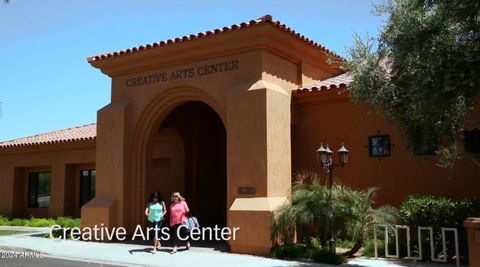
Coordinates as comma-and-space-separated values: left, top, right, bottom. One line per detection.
0, 226, 464, 267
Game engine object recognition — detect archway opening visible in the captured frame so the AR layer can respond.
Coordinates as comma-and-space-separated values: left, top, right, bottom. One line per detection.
145, 101, 227, 229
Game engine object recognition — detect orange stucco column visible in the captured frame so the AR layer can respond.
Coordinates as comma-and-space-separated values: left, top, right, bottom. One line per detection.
81, 102, 129, 234
227, 81, 291, 255
49, 163, 66, 217
0, 164, 14, 216
464, 218, 480, 267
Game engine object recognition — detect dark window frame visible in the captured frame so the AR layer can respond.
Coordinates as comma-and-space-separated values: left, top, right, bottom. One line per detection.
27, 172, 51, 208
80, 169, 96, 207
464, 129, 480, 153
369, 135, 391, 157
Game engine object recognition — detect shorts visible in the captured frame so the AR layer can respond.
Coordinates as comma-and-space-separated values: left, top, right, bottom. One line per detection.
149, 221, 162, 239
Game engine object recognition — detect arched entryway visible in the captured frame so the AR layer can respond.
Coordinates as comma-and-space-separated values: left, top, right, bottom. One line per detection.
145, 101, 227, 229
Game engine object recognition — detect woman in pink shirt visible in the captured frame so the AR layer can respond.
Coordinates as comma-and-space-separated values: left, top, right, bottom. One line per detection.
170, 192, 190, 254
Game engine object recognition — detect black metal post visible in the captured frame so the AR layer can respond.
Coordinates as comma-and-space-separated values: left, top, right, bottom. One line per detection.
327, 163, 336, 253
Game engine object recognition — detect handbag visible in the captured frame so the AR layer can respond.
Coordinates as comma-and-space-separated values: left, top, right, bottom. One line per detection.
183, 216, 200, 232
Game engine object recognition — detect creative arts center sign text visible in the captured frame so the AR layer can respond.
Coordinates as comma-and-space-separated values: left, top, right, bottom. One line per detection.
125, 59, 239, 88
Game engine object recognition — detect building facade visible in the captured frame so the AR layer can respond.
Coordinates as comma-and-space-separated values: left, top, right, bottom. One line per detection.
0, 16, 479, 255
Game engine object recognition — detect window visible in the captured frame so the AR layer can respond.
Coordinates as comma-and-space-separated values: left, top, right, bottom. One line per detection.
80, 170, 96, 207
465, 129, 480, 153
369, 135, 391, 157
28, 172, 51, 208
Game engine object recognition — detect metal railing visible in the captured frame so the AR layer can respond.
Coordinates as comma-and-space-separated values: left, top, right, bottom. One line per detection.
374, 224, 459, 267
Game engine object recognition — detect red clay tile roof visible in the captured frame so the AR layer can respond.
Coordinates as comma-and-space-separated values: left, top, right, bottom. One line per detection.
0, 123, 96, 148
87, 15, 343, 63
294, 73, 352, 94
0, 74, 351, 149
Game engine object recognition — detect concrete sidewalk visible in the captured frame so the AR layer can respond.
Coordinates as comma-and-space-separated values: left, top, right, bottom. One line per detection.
0, 226, 464, 267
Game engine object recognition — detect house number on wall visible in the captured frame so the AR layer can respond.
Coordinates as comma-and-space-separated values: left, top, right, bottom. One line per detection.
237, 186, 256, 195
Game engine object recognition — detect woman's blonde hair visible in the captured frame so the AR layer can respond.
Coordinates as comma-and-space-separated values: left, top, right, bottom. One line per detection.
171, 192, 185, 202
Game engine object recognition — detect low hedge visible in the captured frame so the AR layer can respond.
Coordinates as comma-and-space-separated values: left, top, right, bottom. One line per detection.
400, 195, 480, 228
0, 215, 80, 228
0, 216, 9, 225
54, 217, 81, 228
400, 195, 480, 263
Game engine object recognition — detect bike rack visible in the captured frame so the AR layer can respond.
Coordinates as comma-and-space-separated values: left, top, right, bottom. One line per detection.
373, 224, 459, 267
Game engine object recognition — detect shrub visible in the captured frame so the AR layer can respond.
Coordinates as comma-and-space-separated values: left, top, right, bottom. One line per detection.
310, 248, 347, 265
9, 218, 27, 226
271, 244, 307, 259
27, 218, 56, 227
272, 173, 398, 257
455, 197, 480, 225
271, 177, 362, 246
308, 236, 322, 250
271, 246, 286, 259
400, 195, 457, 227
0, 215, 9, 225
363, 239, 385, 258
55, 217, 80, 228
336, 239, 355, 249
271, 243, 346, 264
283, 244, 306, 258
400, 195, 480, 263
0, 216, 81, 228
271, 203, 297, 245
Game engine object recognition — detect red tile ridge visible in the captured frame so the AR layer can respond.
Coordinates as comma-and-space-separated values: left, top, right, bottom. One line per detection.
294, 73, 352, 94
87, 15, 344, 63
0, 123, 96, 148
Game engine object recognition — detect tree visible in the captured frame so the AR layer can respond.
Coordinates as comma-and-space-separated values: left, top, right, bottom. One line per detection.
344, 0, 480, 167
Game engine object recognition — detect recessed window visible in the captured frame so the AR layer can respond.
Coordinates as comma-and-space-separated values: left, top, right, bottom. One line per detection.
80, 170, 96, 207
465, 129, 480, 153
369, 135, 391, 157
28, 172, 51, 208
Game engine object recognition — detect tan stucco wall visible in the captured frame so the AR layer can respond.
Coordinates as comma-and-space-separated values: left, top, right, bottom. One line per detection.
0, 141, 95, 218
292, 91, 480, 207
84, 22, 341, 253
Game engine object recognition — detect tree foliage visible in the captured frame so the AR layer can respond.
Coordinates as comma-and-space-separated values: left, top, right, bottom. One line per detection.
344, 0, 480, 167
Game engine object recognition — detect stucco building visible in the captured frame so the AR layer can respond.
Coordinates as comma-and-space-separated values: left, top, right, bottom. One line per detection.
0, 15, 479, 255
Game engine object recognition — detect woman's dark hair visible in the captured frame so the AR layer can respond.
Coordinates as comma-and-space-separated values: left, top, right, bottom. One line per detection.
148, 191, 164, 203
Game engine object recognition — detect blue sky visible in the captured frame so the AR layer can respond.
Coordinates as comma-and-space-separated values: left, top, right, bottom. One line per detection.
0, 0, 387, 141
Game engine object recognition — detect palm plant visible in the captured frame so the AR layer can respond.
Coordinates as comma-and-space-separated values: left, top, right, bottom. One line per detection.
271, 203, 297, 245
271, 171, 398, 256
342, 187, 398, 257
291, 180, 332, 244
272, 171, 358, 246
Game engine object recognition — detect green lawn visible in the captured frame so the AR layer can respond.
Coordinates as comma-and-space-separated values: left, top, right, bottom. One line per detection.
0, 230, 31, 236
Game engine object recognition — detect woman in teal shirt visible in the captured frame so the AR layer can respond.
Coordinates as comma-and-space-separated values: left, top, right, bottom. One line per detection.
145, 191, 167, 253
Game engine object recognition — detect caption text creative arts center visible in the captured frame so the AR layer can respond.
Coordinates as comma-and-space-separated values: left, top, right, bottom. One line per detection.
49, 224, 240, 242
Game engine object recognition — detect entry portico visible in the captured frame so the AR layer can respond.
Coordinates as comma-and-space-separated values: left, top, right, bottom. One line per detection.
82, 15, 341, 254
